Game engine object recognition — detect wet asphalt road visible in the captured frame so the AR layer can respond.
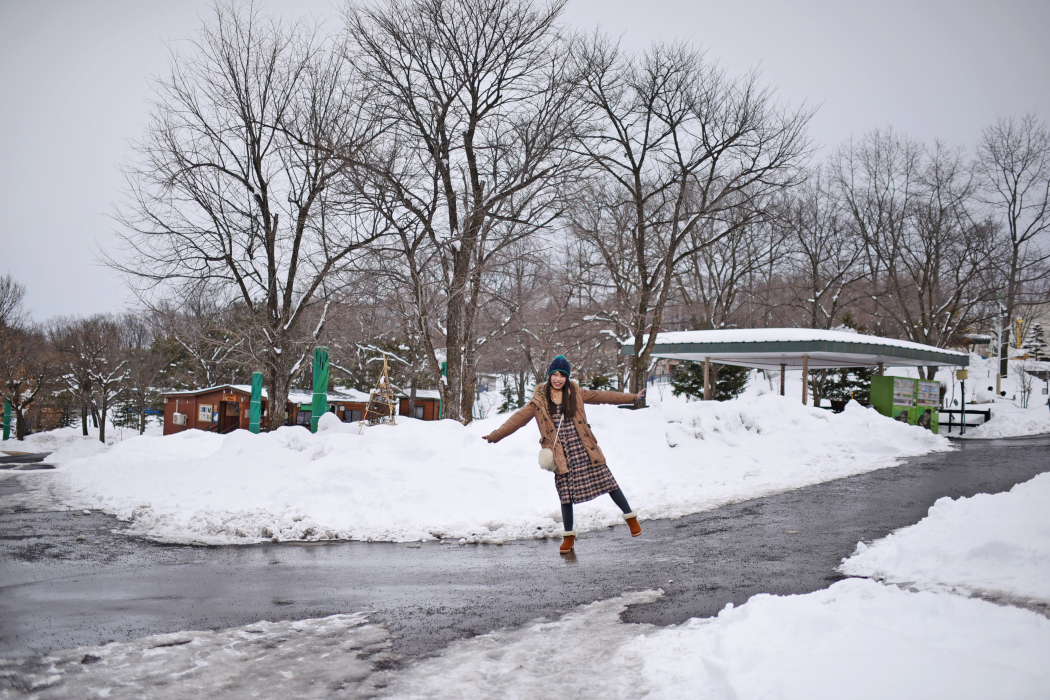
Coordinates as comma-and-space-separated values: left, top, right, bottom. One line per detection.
1, 434, 1048, 665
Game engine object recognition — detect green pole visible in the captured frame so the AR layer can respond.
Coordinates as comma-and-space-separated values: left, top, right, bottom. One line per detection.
249, 372, 263, 434
310, 347, 329, 433
2, 399, 10, 441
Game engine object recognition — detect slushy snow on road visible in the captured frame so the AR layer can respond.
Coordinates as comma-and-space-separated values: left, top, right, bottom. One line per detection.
46, 393, 949, 544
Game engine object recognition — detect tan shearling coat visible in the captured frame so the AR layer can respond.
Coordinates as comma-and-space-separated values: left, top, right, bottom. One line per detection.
486, 381, 637, 475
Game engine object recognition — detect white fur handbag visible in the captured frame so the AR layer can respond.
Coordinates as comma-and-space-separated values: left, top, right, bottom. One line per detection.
538, 414, 565, 472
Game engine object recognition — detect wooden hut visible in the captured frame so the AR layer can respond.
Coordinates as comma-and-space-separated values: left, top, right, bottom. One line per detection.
398, 389, 442, 421
161, 384, 376, 436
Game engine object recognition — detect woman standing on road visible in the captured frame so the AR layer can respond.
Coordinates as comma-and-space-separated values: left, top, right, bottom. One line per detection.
482, 355, 645, 554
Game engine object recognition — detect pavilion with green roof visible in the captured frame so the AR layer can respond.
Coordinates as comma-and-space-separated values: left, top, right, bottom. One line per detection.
621, 328, 969, 404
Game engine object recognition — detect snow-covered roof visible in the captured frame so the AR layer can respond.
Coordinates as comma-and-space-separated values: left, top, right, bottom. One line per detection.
622, 328, 968, 370
398, 389, 441, 400
163, 384, 372, 405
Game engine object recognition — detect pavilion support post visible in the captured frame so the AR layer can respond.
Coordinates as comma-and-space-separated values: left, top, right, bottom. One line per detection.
779, 364, 785, 396
877, 362, 884, 376
704, 357, 711, 401
802, 355, 809, 405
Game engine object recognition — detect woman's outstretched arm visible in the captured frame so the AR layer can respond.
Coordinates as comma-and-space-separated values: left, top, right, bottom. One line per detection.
580, 387, 644, 405
482, 402, 537, 443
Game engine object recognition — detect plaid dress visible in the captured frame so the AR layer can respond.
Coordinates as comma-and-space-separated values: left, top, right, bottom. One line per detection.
552, 402, 619, 505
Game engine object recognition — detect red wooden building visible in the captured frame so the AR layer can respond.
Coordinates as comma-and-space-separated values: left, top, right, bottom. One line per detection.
161, 385, 441, 435
397, 389, 442, 421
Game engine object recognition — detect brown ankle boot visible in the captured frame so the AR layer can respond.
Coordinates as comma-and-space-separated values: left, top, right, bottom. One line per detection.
559, 531, 576, 553
623, 511, 641, 537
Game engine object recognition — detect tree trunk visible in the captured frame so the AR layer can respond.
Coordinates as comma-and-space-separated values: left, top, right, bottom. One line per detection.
443, 274, 467, 423
266, 362, 292, 432
139, 396, 147, 434
81, 399, 89, 436
14, 408, 26, 440
99, 393, 107, 443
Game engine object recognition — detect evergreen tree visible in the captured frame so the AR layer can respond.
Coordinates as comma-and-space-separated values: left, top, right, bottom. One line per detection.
671, 362, 749, 401
498, 381, 521, 413
582, 374, 614, 391
1022, 322, 1049, 362
822, 367, 876, 403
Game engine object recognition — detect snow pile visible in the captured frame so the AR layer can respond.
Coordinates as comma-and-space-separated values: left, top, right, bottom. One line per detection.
2, 423, 162, 459
0, 612, 393, 699
958, 403, 1050, 439
841, 472, 1050, 605
50, 393, 949, 545
383, 581, 1050, 700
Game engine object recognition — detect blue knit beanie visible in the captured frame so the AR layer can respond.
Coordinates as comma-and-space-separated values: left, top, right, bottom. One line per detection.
547, 355, 571, 379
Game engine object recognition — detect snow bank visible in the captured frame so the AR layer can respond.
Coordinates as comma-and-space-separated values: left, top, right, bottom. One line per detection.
2, 423, 162, 460
841, 472, 1050, 605
381, 581, 1050, 700
50, 393, 949, 545
957, 403, 1050, 439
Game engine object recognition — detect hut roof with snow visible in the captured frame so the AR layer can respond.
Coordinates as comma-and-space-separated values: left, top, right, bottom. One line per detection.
621, 328, 969, 371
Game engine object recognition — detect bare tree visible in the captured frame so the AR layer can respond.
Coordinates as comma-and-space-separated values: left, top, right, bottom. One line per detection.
49, 317, 98, 436
0, 326, 55, 440
0, 275, 27, 331
346, 0, 591, 423
834, 128, 921, 338
571, 38, 812, 397
151, 297, 241, 388
113, 2, 387, 429
675, 214, 786, 330
779, 167, 867, 329
838, 132, 996, 377
977, 113, 1050, 359
50, 316, 128, 442
0, 279, 55, 440
121, 313, 170, 434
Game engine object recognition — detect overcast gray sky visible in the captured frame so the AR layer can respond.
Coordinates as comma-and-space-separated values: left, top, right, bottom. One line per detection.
1, 0, 1047, 321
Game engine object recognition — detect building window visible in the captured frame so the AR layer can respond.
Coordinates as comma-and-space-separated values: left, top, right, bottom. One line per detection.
198, 404, 214, 423
343, 409, 362, 422
414, 405, 425, 420
295, 410, 311, 426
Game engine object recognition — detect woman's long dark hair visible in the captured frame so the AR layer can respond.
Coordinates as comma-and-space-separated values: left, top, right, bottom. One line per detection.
545, 373, 576, 420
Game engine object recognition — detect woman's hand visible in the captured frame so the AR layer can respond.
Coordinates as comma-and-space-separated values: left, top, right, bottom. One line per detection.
636, 387, 646, 401
482, 433, 496, 443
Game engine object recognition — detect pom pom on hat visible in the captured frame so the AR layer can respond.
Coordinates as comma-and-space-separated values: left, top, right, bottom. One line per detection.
547, 355, 571, 378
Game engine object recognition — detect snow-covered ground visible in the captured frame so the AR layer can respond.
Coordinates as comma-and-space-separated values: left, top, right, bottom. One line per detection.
379, 581, 1050, 700
957, 401, 1050, 439
841, 472, 1050, 607
1, 422, 162, 458
10, 473, 1050, 699
755, 352, 1050, 438
41, 390, 948, 545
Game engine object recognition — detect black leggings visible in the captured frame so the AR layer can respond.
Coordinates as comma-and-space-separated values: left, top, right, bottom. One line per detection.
561, 488, 632, 532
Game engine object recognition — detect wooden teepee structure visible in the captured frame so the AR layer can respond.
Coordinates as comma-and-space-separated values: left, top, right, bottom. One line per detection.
362, 354, 399, 426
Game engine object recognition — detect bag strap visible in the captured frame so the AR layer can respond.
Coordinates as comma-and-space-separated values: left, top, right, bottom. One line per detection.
552, 412, 565, 448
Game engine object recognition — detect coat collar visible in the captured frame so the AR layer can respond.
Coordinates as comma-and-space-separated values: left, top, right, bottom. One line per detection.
531, 380, 579, 409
